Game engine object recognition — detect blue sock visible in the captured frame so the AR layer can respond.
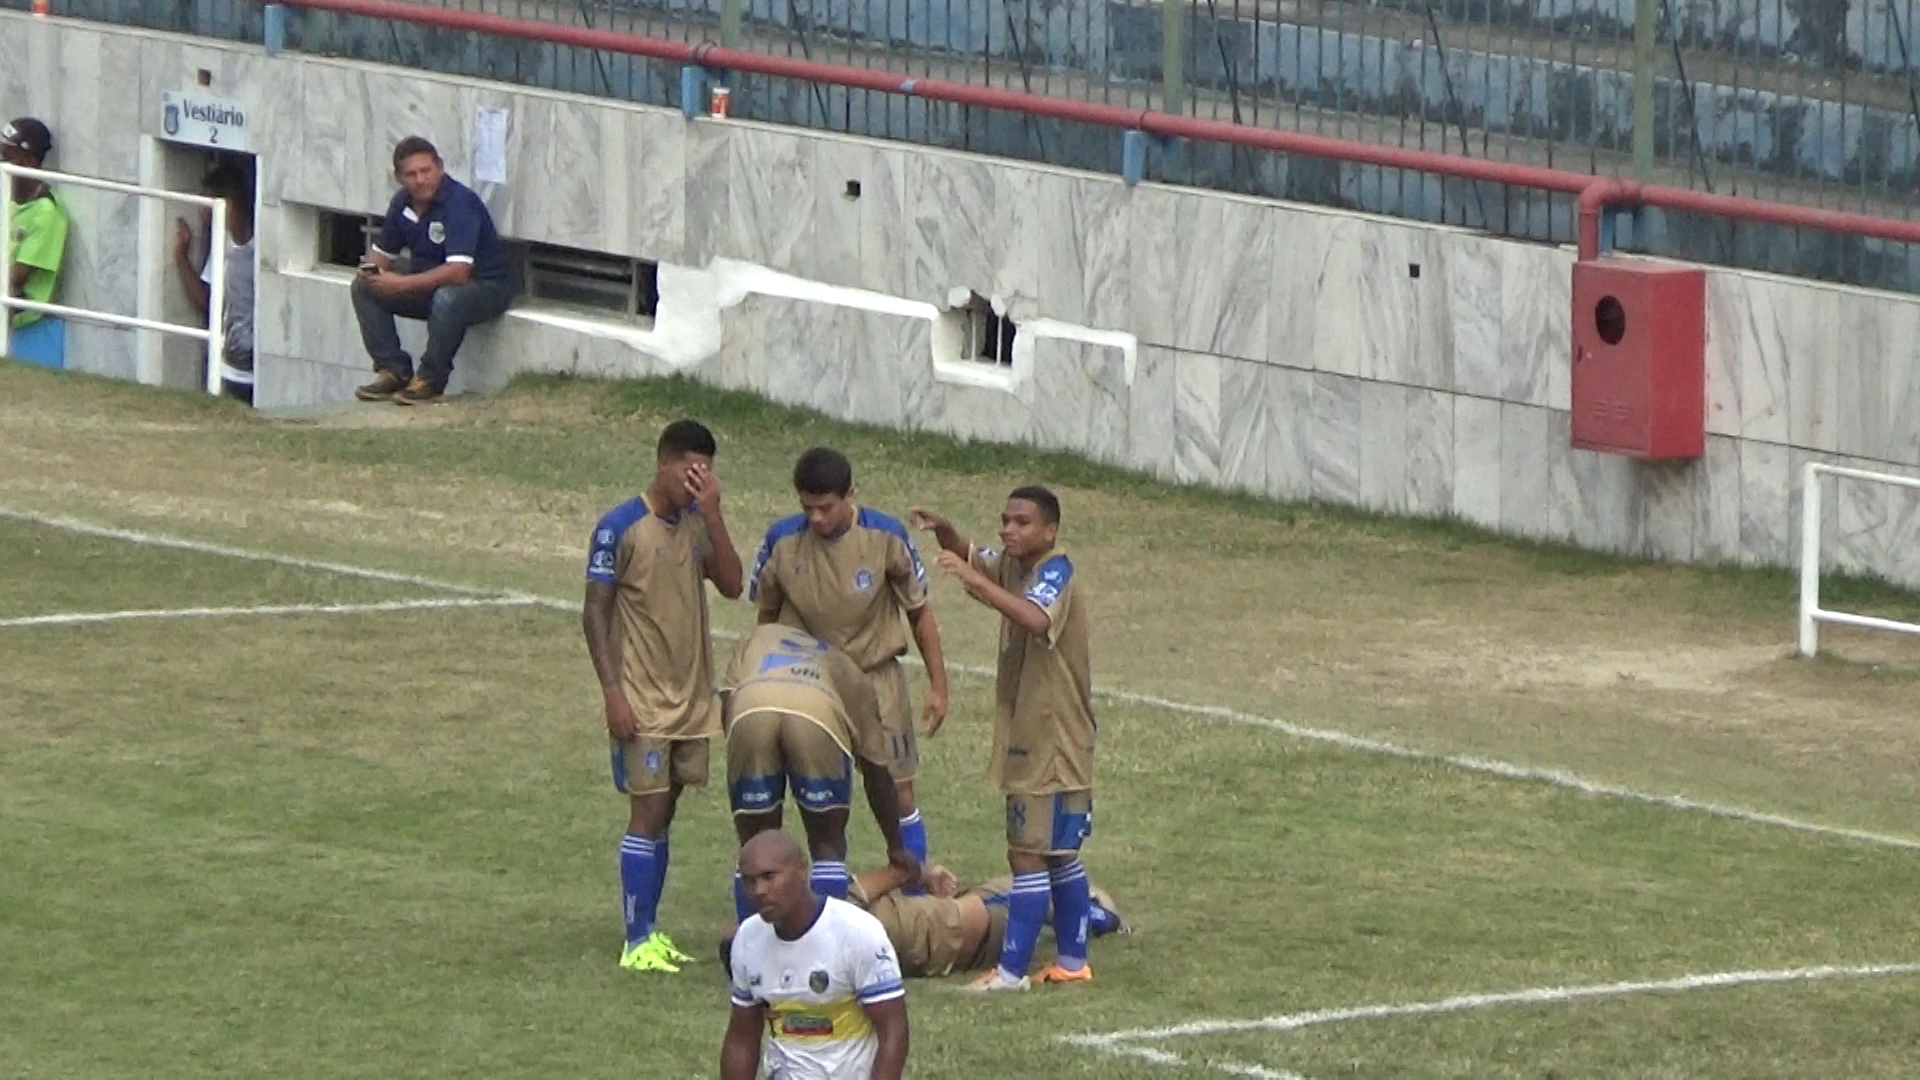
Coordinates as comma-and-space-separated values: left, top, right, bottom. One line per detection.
810, 859, 850, 899
1089, 899, 1120, 936
996, 871, 1051, 981
899, 812, 929, 896
1049, 860, 1092, 971
732, 871, 753, 924
619, 834, 661, 947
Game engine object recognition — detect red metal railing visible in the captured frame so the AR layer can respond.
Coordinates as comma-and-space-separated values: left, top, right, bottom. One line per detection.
267, 0, 1920, 262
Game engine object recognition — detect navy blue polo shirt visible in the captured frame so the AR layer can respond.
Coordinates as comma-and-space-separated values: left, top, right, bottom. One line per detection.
372, 176, 511, 282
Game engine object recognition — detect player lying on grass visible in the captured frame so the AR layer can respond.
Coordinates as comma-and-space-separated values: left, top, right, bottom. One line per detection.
720, 623, 918, 922
721, 858, 1128, 980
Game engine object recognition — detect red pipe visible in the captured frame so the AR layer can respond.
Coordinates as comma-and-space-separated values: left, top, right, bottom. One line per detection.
266, 0, 1920, 265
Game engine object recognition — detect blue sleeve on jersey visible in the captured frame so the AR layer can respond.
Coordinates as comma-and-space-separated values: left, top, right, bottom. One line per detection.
586, 498, 649, 586
748, 515, 809, 603
859, 508, 931, 590
1025, 554, 1073, 609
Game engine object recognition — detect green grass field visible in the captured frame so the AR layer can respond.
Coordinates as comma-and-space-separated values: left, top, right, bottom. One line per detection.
4, 363, 1920, 1078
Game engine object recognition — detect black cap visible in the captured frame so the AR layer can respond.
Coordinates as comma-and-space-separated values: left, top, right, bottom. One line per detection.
2, 117, 53, 158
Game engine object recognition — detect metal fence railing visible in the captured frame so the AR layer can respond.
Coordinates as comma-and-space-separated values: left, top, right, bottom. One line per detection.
23, 0, 1920, 294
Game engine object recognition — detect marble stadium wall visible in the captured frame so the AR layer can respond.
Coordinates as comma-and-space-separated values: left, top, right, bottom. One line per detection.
8, 12, 1920, 587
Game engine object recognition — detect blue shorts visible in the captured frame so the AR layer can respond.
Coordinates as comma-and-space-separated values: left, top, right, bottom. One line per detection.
10, 317, 66, 369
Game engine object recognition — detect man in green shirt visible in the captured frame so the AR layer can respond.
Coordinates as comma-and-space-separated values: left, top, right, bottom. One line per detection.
4, 118, 68, 368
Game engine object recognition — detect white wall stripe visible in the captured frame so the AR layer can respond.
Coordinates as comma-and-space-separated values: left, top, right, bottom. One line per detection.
0, 596, 539, 629
7, 505, 1918, 853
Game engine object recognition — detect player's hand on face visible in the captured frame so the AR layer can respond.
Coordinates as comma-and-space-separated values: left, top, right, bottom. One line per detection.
921, 686, 948, 738
603, 688, 640, 742
685, 463, 723, 515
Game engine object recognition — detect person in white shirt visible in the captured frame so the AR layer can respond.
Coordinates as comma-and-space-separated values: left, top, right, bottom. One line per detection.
723, 830, 910, 1080
172, 160, 256, 405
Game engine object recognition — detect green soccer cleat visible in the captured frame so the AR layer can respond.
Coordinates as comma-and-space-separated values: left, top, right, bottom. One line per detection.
649, 931, 695, 965
620, 938, 682, 973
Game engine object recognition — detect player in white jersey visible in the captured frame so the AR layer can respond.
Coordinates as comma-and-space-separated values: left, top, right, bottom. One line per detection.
723, 831, 909, 1080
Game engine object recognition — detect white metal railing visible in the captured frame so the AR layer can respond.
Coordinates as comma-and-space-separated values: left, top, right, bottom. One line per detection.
1, 163, 228, 395
1797, 462, 1920, 657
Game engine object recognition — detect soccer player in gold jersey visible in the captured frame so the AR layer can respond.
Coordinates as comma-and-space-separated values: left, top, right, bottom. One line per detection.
911, 486, 1097, 990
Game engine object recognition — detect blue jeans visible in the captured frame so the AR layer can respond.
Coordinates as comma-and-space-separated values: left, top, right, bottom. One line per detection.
351, 274, 515, 391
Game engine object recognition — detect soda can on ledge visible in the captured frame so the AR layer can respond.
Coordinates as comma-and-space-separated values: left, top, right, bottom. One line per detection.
709, 86, 732, 119
31, 0, 50, 15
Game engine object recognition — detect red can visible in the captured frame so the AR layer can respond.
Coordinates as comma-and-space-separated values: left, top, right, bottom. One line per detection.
709, 86, 732, 118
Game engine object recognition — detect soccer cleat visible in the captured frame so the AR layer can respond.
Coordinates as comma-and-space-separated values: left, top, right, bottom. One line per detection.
1036, 963, 1094, 985
353, 370, 406, 402
649, 931, 695, 965
964, 968, 1030, 992
391, 378, 446, 406
619, 938, 682, 973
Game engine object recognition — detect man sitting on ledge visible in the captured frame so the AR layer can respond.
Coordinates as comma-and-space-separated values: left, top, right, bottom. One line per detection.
353, 135, 514, 406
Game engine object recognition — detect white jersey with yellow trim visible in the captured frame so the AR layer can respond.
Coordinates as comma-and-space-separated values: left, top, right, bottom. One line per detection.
729, 897, 907, 1080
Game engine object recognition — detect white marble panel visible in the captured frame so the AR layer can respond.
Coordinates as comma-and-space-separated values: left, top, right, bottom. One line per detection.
932, 381, 1035, 447
1781, 284, 1843, 447
1173, 350, 1223, 486
1837, 289, 1920, 463
1448, 238, 1505, 399
843, 311, 927, 430
1220, 359, 1311, 500
711, 293, 766, 393
905, 151, 1039, 316
1128, 186, 1272, 363
1310, 372, 1363, 505
1126, 345, 1178, 480
1707, 273, 1797, 445
1882, 465, 1920, 588
57, 29, 143, 181
1638, 460, 1696, 562
1268, 214, 1326, 373
1359, 380, 1410, 513
1498, 242, 1573, 410
1034, 173, 1130, 330
0, 18, 48, 122
1552, 428, 1642, 554
504, 95, 607, 252
1452, 395, 1503, 529
683, 120, 731, 267
254, 353, 368, 410
1735, 440, 1789, 572
1786, 448, 1839, 571
1359, 225, 1454, 391
1498, 402, 1552, 538
1885, 317, 1920, 467
1029, 337, 1131, 467
728, 126, 815, 277
1832, 456, 1891, 576
1404, 387, 1455, 517
1692, 434, 1743, 563
62, 324, 136, 383
812, 138, 907, 296
1305, 216, 1367, 380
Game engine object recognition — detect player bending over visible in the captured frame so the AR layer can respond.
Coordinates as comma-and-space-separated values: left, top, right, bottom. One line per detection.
720, 623, 918, 919
910, 487, 1098, 991
582, 419, 745, 974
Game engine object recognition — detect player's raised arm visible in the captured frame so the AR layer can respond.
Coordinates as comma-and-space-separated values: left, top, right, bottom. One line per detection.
907, 508, 968, 560
718, 1000, 765, 1080
935, 550, 1052, 637
688, 463, 745, 599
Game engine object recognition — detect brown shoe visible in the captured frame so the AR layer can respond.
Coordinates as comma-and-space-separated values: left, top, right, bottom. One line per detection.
354, 371, 406, 402
391, 378, 446, 406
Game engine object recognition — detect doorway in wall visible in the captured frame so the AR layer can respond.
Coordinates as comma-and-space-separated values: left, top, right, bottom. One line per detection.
143, 139, 258, 401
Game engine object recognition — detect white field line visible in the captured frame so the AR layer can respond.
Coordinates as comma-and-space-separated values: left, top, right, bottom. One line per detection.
7, 506, 1920, 854
1065, 962, 1920, 1077
0, 596, 539, 629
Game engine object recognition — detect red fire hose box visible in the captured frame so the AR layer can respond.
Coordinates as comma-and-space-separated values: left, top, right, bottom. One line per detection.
1569, 258, 1706, 461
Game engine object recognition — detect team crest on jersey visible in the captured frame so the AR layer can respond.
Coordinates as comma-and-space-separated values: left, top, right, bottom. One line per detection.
644, 749, 664, 771
854, 569, 874, 593
808, 969, 831, 993
427, 220, 446, 244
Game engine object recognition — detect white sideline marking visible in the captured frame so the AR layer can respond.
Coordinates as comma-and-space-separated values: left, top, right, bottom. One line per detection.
1065, 962, 1920, 1077
0, 596, 538, 629
7, 506, 1920, 854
